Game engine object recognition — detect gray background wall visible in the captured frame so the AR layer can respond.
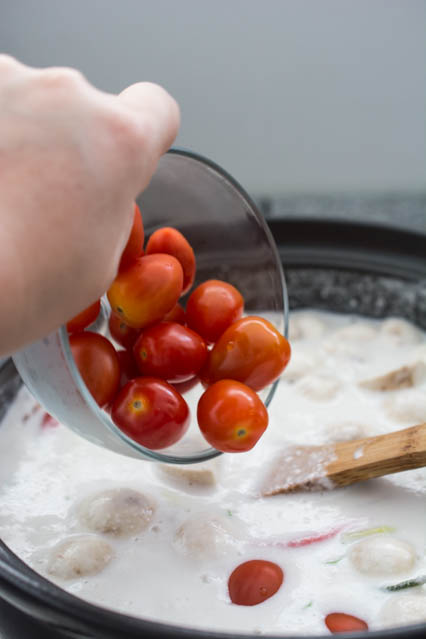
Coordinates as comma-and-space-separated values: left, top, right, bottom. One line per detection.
1, 0, 425, 196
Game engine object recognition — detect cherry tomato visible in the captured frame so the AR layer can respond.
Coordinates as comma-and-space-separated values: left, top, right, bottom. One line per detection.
133, 322, 207, 383
197, 380, 268, 452
119, 203, 144, 270
202, 316, 291, 391
228, 560, 283, 606
163, 303, 186, 325
186, 280, 243, 343
69, 332, 120, 407
107, 254, 183, 329
325, 613, 368, 634
117, 349, 139, 388
66, 299, 101, 333
111, 377, 190, 450
146, 227, 195, 295
108, 313, 140, 350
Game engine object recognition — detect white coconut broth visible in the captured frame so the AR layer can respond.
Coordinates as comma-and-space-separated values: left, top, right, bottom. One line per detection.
1, 311, 426, 635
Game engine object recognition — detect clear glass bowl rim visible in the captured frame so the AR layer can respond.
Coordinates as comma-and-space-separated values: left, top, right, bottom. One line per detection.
59, 147, 289, 464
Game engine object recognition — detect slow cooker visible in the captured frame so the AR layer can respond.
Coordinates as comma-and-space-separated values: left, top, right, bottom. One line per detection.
0, 199, 425, 639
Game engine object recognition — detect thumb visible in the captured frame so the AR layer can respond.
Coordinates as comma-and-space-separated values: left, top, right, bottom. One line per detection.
118, 82, 180, 159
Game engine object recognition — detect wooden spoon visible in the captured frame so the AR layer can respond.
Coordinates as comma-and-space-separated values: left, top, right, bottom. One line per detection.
261, 422, 426, 496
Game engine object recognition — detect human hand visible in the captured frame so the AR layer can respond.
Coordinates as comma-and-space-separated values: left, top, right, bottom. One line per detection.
0, 55, 179, 355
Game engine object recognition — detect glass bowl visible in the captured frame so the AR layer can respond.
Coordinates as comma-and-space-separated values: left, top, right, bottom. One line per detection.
12, 149, 288, 463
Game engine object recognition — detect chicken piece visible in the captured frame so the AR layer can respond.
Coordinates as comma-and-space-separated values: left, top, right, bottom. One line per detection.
77, 488, 155, 537
349, 535, 416, 576
47, 535, 113, 579
288, 314, 325, 341
380, 594, 426, 628
297, 374, 341, 401
385, 392, 426, 424
323, 323, 377, 359
324, 421, 369, 443
380, 318, 422, 346
281, 351, 315, 384
359, 362, 426, 392
173, 512, 242, 560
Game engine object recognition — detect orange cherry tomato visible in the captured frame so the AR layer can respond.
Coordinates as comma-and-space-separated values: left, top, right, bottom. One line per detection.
186, 280, 243, 344
108, 313, 140, 350
107, 254, 183, 329
69, 332, 120, 407
228, 560, 283, 606
119, 203, 144, 270
202, 316, 291, 391
163, 303, 186, 325
146, 227, 195, 295
111, 377, 190, 450
66, 299, 101, 333
325, 613, 368, 634
133, 322, 207, 383
197, 380, 268, 452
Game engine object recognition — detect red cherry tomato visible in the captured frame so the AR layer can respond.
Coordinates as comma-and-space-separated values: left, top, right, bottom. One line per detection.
325, 613, 368, 634
40, 412, 59, 429
146, 227, 195, 295
186, 280, 243, 343
69, 332, 120, 407
107, 254, 183, 329
197, 380, 268, 452
108, 313, 140, 350
111, 377, 190, 450
163, 303, 186, 325
228, 560, 283, 606
119, 203, 144, 270
202, 316, 291, 391
66, 299, 101, 333
117, 349, 139, 389
133, 322, 207, 383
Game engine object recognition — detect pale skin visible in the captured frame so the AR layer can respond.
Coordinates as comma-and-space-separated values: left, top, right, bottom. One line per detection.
0, 55, 180, 356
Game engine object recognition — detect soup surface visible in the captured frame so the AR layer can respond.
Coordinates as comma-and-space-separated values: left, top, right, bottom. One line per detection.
1, 311, 426, 635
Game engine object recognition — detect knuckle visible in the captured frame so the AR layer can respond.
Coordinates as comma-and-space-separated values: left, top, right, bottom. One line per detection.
37, 67, 87, 91
104, 108, 153, 159
0, 54, 20, 71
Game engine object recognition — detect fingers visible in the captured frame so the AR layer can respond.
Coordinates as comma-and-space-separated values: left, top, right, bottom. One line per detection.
118, 82, 180, 160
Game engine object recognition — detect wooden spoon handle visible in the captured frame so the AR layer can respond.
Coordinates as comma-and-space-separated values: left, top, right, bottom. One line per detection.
327, 422, 426, 487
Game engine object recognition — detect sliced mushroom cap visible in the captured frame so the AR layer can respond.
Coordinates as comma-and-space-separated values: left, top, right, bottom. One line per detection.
359, 362, 426, 392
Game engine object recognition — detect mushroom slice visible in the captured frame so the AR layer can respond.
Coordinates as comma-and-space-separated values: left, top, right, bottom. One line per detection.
359, 362, 426, 392
157, 459, 219, 487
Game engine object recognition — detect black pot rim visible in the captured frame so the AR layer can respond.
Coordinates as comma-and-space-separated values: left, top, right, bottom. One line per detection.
2, 539, 426, 639
1, 202, 426, 639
